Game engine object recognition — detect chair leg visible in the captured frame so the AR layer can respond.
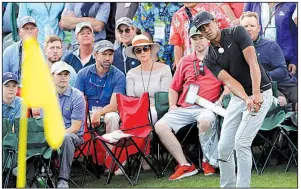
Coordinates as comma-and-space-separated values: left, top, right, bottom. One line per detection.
100, 140, 134, 186
129, 137, 161, 179
3, 151, 14, 188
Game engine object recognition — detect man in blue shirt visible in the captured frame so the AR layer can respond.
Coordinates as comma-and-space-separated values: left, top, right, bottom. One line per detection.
75, 40, 126, 134
3, 16, 44, 83
113, 17, 139, 75
240, 11, 298, 111
51, 61, 86, 188
2, 72, 21, 124
63, 22, 96, 73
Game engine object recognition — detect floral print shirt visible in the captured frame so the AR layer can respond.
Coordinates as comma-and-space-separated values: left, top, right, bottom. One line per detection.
133, 3, 183, 67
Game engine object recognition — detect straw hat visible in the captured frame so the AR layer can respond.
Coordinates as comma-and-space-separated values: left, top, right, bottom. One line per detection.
125, 34, 160, 59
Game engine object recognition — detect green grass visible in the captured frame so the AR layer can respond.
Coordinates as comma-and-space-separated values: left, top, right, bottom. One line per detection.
70, 164, 297, 188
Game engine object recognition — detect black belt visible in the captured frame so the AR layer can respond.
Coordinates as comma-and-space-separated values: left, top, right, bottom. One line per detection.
245, 83, 271, 96
260, 83, 272, 92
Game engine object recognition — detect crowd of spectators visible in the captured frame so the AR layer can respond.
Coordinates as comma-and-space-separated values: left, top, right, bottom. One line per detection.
2, 2, 298, 187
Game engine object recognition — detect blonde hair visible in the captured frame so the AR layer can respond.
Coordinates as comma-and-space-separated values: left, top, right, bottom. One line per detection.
240, 11, 260, 24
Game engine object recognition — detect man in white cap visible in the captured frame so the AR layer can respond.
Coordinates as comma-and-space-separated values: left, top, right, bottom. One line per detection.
2, 72, 21, 124
51, 61, 86, 188
75, 40, 126, 133
63, 22, 96, 73
3, 16, 44, 88
113, 17, 139, 74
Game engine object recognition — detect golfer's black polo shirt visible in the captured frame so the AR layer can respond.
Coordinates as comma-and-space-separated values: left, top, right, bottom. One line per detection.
204, 25, 271, 96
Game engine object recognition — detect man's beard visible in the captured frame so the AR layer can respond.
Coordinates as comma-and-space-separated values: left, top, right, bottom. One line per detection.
48, 57, 61, 63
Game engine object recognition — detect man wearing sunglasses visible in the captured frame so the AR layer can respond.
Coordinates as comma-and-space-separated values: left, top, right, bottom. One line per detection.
113, 17, 140, 74
75, 40, 126, 134
194, 11, 273, 187
155, 26, 228, 180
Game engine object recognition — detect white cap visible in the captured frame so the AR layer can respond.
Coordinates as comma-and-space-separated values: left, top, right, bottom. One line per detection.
51, 61, 71, 74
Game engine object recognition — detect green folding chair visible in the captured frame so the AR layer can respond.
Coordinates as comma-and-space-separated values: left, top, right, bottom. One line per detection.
2, 118, 17, 188
153, 92, 201, 175
12, 118, 56, 188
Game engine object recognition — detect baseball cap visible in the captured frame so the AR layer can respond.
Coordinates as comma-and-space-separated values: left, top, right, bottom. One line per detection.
3, 72, 19, 85
75, 21, 93, 36
193, 11, 214, 31
94, 40, 114, 53
18, 16, 37, 28
51, 61, 71, 74
116, 17, 134, 29
189, 26, 202, 39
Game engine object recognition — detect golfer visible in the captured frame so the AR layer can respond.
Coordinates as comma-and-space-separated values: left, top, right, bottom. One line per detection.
193, 11, 273, 187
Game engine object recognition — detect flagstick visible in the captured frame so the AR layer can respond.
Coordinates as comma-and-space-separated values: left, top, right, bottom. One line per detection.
17, 103, 28, 187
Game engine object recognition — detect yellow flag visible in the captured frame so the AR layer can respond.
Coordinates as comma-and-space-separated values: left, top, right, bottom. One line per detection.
17, 37, 65, 187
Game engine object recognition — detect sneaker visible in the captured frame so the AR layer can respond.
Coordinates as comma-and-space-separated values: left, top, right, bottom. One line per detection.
168, 164, 198, 181
57, 179, 69, 188
202, 162, 216, 176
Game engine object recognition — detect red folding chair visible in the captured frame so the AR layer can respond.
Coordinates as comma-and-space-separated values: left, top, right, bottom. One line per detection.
96, 92, 160, 185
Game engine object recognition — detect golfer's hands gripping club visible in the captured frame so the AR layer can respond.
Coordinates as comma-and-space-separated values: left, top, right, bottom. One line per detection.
245, 92, 263, 113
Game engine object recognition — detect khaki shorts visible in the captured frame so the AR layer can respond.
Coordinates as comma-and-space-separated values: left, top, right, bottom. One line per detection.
160, 105, 216, 134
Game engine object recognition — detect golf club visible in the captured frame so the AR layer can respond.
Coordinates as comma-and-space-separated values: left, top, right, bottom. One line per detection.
217, 112, 255, 162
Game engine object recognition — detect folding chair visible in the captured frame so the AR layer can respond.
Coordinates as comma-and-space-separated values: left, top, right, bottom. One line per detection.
153, 91, 202, 175
72, 97, 106, 186
96, 92, 160, 185
279, 112, 297, 172
251, 81, 296, 174
2, 118, 17, 188
11, 118, 57, 188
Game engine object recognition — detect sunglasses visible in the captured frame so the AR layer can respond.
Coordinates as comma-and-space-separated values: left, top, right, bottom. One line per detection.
134, 46, 151, 54
117, 28, 131, 34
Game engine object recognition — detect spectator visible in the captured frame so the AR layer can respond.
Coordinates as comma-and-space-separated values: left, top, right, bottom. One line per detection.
18, 3, 65, 44
3, 16, 44, 85
195, 11, 273, 187
61, 3, 110, 49
169, 3, 232, 67
113, 17, 140, 74
63, 22, 95, 73
2, 72, 21, 124
50, 61, 85, 188
125, 34, 172, 124
44, 35, 77, 86
104, 2, 116, 43
155, 27, 226, 180
244, 3, 298, 75
240, 11, 298, 111
133, 3, 183, 68
75, 40, 126, 134
217, 3, 244, 24
115, 3, 139, 21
